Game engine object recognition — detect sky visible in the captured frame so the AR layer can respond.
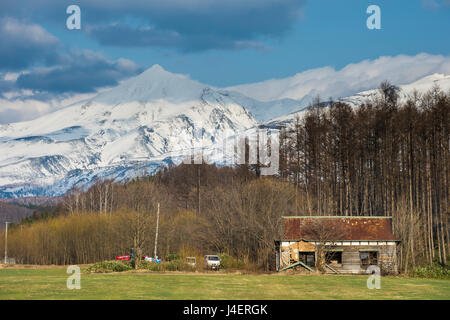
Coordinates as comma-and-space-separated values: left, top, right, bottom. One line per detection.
0, 0, 449, 123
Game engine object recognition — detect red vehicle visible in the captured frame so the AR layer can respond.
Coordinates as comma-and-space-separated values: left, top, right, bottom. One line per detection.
116, 255, 150, 261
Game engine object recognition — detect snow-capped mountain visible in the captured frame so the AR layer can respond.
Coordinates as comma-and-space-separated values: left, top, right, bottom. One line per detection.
340, 73, 450, 108
265, 73, 450, 127
0, 65, 449, 198
0, 65, 301, 197
0, 66, 252, 197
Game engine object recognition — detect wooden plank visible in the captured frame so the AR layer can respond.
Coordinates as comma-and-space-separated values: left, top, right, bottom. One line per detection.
279, 260, 314, 272
325, 264, 339, 274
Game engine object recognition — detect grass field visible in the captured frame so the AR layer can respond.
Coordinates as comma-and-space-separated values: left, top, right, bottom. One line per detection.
0, 266, 449, 300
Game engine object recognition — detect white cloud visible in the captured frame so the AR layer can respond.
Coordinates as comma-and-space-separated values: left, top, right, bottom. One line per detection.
1, 17, 58, 45
0, 99, 53, 124
3, 72, 20, 81
227, 53, 450, 101
0, 92, 97, 124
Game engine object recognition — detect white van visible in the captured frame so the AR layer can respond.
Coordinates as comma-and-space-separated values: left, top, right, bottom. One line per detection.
204, 255, 221, 270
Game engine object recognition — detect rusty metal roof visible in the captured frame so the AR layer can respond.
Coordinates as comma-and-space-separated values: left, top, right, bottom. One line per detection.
282, 216, 399, 241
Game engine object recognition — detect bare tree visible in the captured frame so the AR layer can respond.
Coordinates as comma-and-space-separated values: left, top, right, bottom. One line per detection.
302, 219, 347, 272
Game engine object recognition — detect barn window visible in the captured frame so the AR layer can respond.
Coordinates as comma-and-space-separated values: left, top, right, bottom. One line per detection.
306, 253, 315, 267
325, 251, 342, 264
360, 251, 378, 267
299, 252, 315, 267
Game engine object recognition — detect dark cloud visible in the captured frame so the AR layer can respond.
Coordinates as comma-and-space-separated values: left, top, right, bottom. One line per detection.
0, 17, 142, 94
0, 17, 143, 99
16, 51, 142, 94
0, 0, 306, 51
0, 0, 306, 98
86, 24, 184, 48
0, 18, 61, 71
86, 24, 269, 52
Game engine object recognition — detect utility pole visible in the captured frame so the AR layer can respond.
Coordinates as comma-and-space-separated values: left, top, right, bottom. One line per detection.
197, 164, 201, 215
4, 222, 9, 264
153, 203, 160, 259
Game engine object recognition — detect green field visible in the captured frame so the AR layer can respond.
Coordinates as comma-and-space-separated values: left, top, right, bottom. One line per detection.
0, 267, 449, 300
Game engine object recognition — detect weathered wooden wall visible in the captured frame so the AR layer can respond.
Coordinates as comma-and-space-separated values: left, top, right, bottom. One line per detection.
278, 241, 398, 274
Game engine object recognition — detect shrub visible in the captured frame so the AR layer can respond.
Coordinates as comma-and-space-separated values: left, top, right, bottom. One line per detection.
411, 264, 450, 279
139, 259, 194, 272
86, 260, 132, 273
139, 260, 163, 271
166, 253, 180, 261
218, 253, 244, 269
167, 259, 190, 271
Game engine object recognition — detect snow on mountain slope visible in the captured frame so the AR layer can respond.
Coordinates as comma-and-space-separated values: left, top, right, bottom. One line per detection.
215, 90, 304, 122
340, 73, 450, 108
265, 73, 450, 128
0, 65, 265, 197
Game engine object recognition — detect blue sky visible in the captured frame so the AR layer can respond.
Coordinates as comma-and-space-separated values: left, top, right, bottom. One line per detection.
0, 0, 449, 123
43, 0, 450, 86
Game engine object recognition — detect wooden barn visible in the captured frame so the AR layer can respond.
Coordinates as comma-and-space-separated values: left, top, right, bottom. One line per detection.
275, 216, 400, 274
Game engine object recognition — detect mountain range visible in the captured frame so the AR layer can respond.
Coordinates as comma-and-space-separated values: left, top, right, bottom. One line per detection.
0, 65, 449, 198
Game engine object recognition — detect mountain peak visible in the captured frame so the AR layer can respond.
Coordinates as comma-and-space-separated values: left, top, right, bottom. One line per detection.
140, 64, 169, 76
92, 64, 208, 104
149, 63, 164, 71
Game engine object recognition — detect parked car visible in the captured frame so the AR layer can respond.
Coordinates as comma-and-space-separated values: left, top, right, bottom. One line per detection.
144, 256, 162, 263
204, 255, 221, 270
186, 257, 197, 267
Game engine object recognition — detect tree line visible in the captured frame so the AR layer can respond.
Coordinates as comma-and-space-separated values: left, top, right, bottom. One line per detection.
2, 166, 295, 270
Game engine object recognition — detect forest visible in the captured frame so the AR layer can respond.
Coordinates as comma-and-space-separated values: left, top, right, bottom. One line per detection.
1, 82, 448, 273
